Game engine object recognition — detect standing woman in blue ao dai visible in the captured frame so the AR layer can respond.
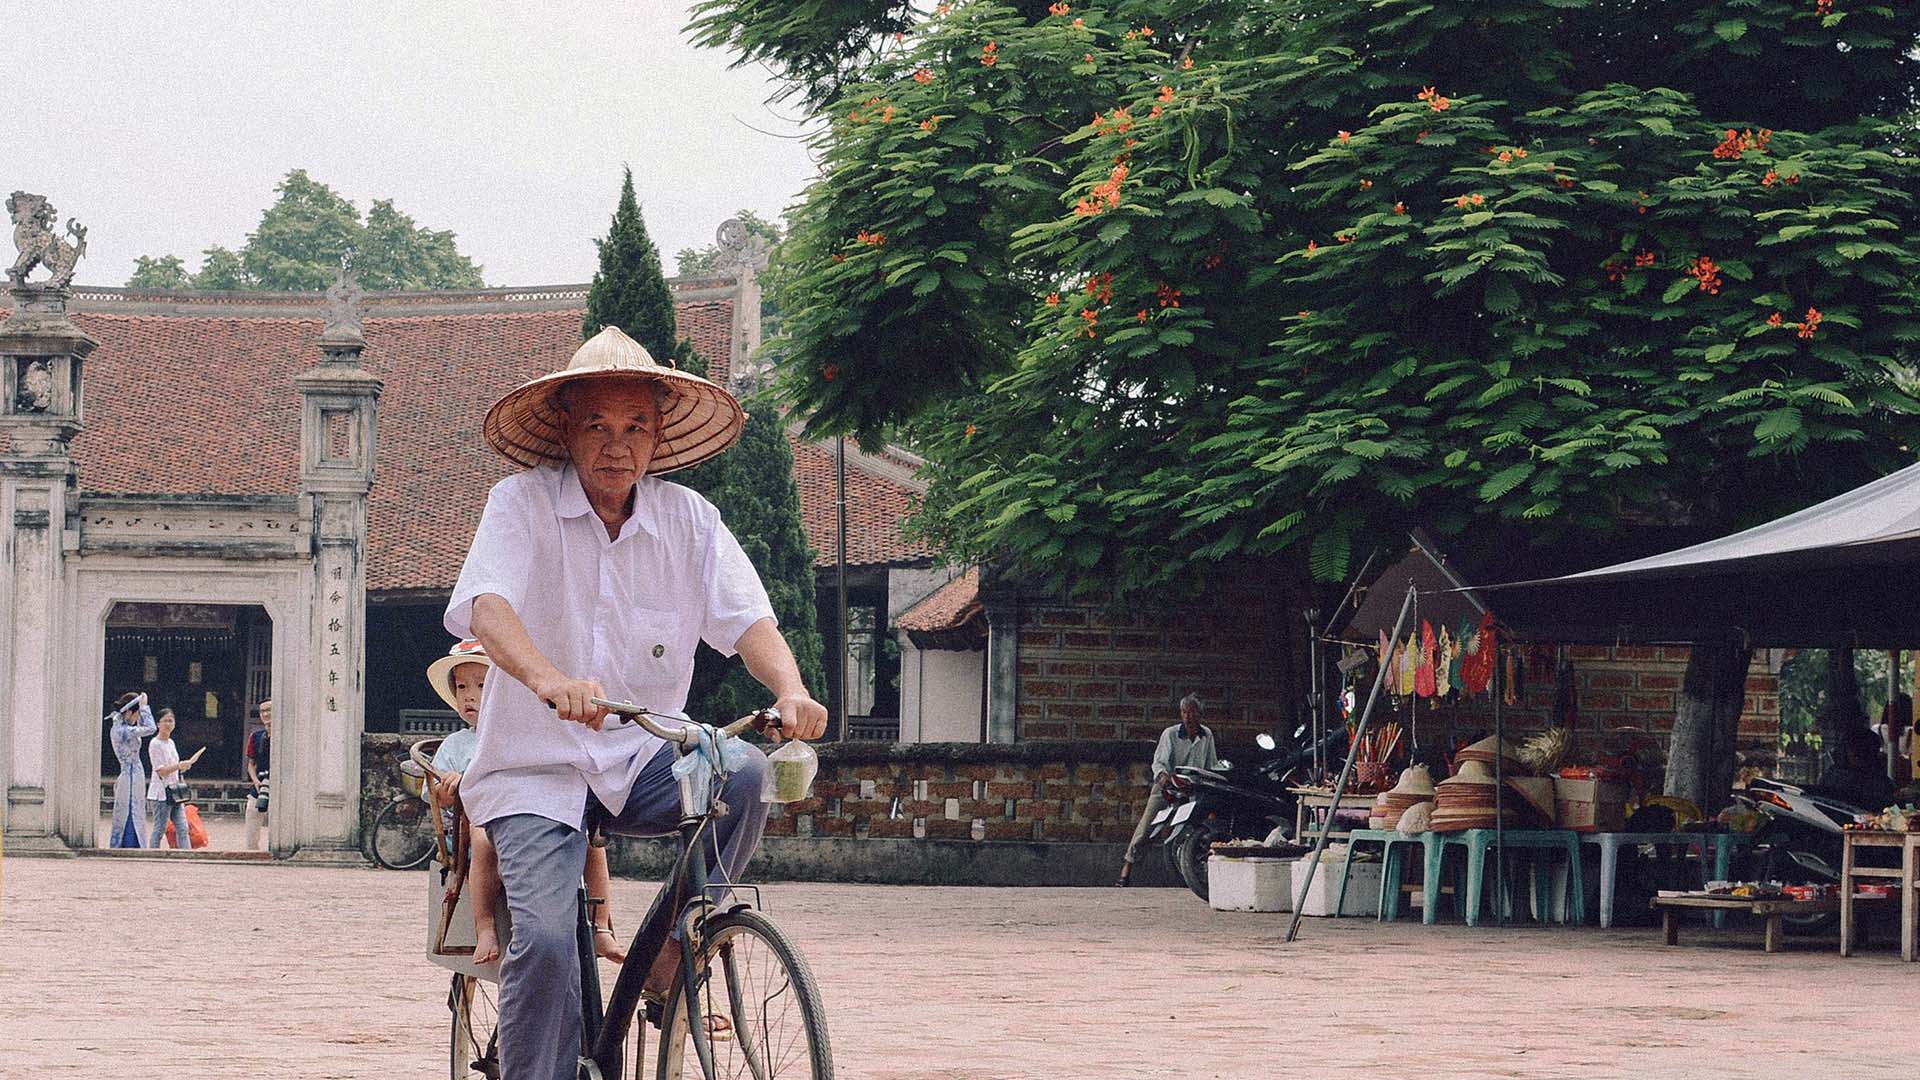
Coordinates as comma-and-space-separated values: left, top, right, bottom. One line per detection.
106, 691, 156, 848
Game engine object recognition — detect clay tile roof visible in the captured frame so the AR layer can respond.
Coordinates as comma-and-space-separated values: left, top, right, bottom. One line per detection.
789, 438, 932, 569
47, 284, 929, 592
895, 567, 980, 633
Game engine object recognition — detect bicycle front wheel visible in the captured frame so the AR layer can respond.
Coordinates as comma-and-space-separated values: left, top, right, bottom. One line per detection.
658, 909, 832, 1080
450, 972, 501, 1078
370, 798, 435, 870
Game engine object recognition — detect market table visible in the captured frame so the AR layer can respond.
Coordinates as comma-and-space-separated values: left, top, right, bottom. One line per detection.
1839, 830, 1920, 962
1290, 787, 1368, 844
1425, 829, 1586, 926
1652, 894, 1841, 953
1583, 830, 1754, 929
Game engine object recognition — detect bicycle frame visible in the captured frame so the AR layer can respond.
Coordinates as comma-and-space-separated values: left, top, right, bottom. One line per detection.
586, 747, 733, 1078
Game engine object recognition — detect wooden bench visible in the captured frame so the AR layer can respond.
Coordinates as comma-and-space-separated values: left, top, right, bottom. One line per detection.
1651, 895, 1842, 953
1840, 830, 1920, 962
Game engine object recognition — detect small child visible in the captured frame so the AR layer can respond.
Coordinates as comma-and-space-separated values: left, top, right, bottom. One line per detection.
426, 640, 626, 964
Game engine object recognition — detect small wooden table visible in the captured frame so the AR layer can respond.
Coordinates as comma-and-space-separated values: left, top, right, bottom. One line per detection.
1840, 830, 1920, 962
1291, 787, 1369, 843
1651, 894, 1841, 953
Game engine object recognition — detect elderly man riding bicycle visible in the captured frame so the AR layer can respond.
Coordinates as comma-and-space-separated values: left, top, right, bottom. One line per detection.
446, 326, 829, 1080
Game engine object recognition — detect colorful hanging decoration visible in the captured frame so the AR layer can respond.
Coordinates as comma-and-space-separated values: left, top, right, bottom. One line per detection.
1503, 648, 1522, 706
1435, 625, 1454, 696
1397, 632, 1419, 696
1415, 620, 1437, 698
1460, 610, 1496, 695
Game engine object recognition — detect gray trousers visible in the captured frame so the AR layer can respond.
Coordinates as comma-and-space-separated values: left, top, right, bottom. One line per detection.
1123, 784, 1171, 865
487, 741, 770, 1080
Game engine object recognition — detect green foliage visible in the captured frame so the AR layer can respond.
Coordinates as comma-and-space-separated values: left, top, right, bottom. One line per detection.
675, 210, 783, 276
580, 171, 828, 717
127, 170, 485, 291
192, 247, 249, 290
354, 200, 487, 291
126, 255, 189, 290
699, 0, 1920, 597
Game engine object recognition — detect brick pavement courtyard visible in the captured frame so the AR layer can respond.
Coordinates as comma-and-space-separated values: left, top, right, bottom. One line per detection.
0, 854, 1911, 1079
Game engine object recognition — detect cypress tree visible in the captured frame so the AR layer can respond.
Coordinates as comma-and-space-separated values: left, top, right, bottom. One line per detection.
583, 167, 702, 374
584, 168, 828, 719
690, 407, 828, 719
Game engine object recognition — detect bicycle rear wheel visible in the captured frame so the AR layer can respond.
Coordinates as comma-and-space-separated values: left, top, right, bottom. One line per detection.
371, 798, 436, 870
658, 909, 832, 1080
450, 972, 502, 1078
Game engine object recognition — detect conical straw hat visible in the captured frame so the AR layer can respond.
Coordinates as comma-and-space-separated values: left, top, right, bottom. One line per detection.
483, 326, 746, 474
1388, 764, 1436, 798
1441, 759, 1498, 786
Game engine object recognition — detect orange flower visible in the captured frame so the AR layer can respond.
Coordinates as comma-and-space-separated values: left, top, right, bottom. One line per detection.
1785, 173, 1800, 185
1182, 57, 1194, 70
880, 105, 895, 123
1557, 175, 1576, 189
1079, 307, 1099, 338
1155, 282, 1182, 308
1456, 196, 1470, 209
912, 68, 934, 84
1514, 147, 1527, 158
1633, 249, 1656, 268
1083, 53, 1094, 62
1046, 292, 1061, 306
1498, 151, 1512, 162
965, 424, 978, 437
1416, 129, 1430, 143
981, 41, 997, 66
1416, 86, 1451, 112
919, 117, 938, 132
1139, 25, 1154, 35
831, 253, 846, 263
1083, 272, 1114, 303
1337, 130, 1351, 143
1305, 240, 1319, 257
1359, 179, 1373, 190
1762, 169, 1778, 186
1766, 312, 1784, 328
1136, 309, 1149, 322
1471, 193, 1485, 205
1149, 105, 1162, 119
1798, 307, 1823, 339
1685, 255, 1723, 295
823, 365, 839, 381
1393, 201, 1407, 215
857, 229, 887, 246
1158, 85, 1175, 103
1048, 1, 1070, 14
1073, 18, 1085, 28
1337, 233, 1356, 244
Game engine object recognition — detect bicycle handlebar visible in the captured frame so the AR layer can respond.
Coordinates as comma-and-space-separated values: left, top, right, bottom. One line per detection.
583, 698, 781, 744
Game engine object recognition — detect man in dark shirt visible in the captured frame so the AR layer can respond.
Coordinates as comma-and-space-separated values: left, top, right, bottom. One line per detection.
1818, 726, 1899, 810
244, 699, 272, 849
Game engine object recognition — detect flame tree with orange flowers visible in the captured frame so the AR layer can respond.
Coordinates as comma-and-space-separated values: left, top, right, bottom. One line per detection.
696, 2, 1920, 598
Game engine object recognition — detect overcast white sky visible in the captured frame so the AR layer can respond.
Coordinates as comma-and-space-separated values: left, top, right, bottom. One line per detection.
4, 3, 818, 287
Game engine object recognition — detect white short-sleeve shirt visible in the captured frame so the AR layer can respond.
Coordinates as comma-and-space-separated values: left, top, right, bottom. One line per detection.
444, 464, 776, 829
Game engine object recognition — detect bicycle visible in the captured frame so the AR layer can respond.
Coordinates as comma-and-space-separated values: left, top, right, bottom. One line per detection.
420, 702, 833, 1080
367, 750, 438, 870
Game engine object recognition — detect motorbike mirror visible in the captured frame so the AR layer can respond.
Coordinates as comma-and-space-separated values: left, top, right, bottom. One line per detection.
1255, 732, 1277, 751
1217, 759, 1231, 770
1291, 723, 1307, 740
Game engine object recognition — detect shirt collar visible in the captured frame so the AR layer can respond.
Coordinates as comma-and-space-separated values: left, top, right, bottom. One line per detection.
555, 464, 658, 539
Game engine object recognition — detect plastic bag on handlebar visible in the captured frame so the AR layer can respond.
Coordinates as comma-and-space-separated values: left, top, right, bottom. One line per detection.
670, 724, 762, 817
763, 739, 819, 804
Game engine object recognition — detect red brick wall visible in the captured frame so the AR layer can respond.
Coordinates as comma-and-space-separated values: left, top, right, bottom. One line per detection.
760, 742, 1158, 844
1012, 588, 1298, 745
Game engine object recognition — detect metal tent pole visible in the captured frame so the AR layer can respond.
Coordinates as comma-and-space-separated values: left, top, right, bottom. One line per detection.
1286, 584, 1416, 943
1493, 635, 1506, 927
836, 435, 849, 743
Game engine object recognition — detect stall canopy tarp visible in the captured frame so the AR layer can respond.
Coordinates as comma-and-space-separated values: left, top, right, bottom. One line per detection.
1483, 457, 1920, 647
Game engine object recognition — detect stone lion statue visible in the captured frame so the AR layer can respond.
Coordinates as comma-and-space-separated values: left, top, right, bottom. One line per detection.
7, 192, 88, 289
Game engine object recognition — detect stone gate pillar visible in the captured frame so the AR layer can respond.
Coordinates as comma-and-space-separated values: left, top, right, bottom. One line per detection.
0, 277, 94, 853
287, 269, 381, 856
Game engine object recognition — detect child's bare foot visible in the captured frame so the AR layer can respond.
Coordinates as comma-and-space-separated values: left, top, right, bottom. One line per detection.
473, 920, 501, 965
594, 926, 628, 964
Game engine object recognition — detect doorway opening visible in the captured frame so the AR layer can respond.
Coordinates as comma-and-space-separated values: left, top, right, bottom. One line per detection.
100, 603, 274, 782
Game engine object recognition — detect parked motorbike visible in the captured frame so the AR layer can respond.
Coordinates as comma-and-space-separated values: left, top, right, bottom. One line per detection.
1733, 775, 1875, 931
1150, 726, 1345, 901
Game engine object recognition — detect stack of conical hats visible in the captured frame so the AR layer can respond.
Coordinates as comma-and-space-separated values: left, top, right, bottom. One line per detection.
1430, 760, 1514, 832
1376, 765, 1437, 830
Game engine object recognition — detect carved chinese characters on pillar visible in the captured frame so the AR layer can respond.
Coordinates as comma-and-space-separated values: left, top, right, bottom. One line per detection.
322, 563, 349, 713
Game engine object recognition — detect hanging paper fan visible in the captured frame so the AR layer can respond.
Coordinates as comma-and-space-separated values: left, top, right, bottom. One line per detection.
1435, 626, 1454, 696
1460, 610, 1496, 695
1415, 620, 1437, 698
1397, 632, 1419, 696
